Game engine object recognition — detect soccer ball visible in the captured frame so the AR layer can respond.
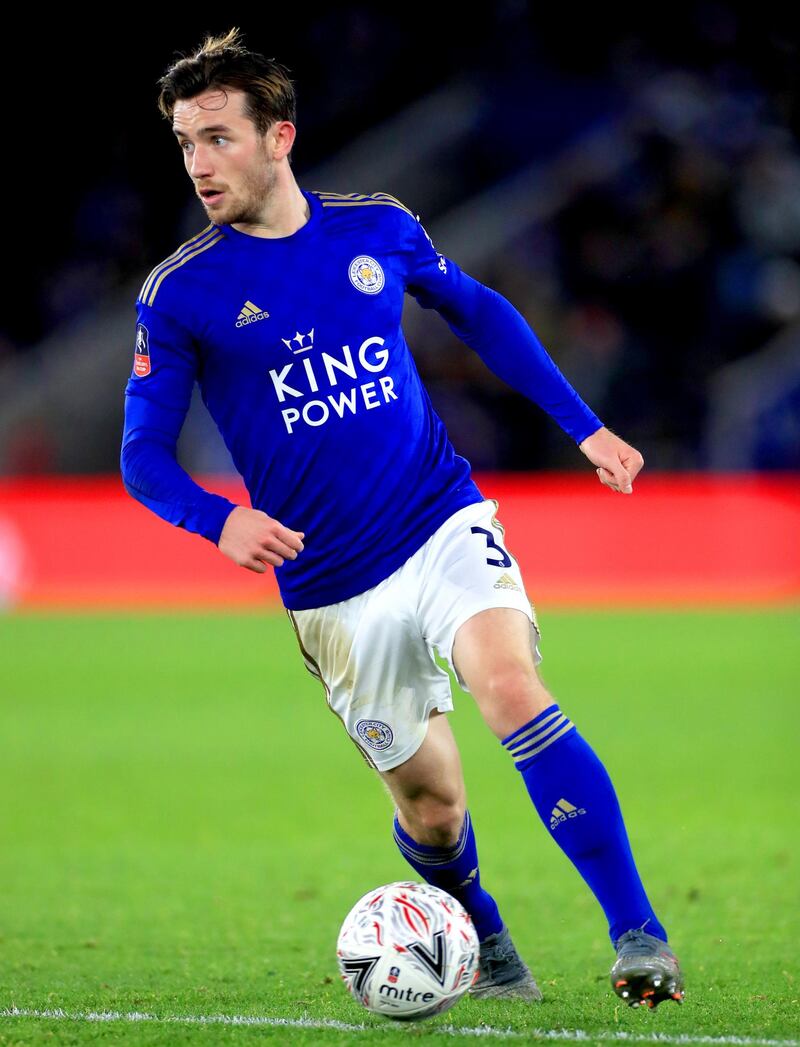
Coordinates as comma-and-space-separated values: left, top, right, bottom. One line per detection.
336, 880, 480, 1021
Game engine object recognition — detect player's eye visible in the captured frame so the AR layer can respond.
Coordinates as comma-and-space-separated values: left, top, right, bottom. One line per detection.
179, 141, 192, 152
212, 136, 227, 146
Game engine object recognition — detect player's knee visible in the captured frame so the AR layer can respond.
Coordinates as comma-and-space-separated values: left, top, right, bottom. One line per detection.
403, 796, 465, 847
482, 664, 551, 712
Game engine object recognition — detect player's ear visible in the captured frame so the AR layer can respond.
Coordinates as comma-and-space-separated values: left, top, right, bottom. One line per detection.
270, 120, 296, 160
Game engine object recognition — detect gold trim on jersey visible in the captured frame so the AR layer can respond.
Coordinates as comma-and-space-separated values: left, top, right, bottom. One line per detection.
285, 608, 377, 771
138, 224, 218, 304
313, 191, 372, 200
312, 189, 415, 217
142, 231, 225, 307
489, 497, 506, 539
488, 496, 541, 635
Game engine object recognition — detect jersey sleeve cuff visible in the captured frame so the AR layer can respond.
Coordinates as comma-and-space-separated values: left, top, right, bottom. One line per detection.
572, 417, 605, 445
201, 495, 239, 545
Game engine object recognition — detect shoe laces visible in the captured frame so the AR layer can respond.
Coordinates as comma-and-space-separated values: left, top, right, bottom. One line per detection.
479, 929, 517, 973
614, 928, 665, 958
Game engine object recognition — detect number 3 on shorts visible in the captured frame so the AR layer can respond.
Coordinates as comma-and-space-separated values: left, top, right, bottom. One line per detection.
470, 525, 512, 568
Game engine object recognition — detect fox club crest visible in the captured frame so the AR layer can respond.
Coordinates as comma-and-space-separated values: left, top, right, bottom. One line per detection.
349, 256, 385, 294
356, 719, 394, 750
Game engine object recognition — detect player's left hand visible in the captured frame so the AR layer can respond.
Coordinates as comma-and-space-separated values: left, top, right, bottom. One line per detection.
578, 426, 644, 494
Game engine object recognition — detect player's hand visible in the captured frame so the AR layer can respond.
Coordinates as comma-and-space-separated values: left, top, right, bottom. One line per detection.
578, 426, 644, 494
218, 506, 305, 573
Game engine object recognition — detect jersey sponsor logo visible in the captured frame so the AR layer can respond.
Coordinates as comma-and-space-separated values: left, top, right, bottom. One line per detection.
281, 329, 314, 354
235, 300, 270, 327
133, 323, 151, 377
356, 719, 394, 751
269, 334, 399, 434
349, 255, 385, 294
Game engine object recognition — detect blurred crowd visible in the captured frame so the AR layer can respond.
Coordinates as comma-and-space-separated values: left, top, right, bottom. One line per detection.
407, 7, 800, 470
2, 6, 797, 472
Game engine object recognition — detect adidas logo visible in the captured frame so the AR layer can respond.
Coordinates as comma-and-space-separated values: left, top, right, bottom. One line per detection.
550, 798, 586, 831
235, 301, 270, 327
457, 866, 478, 889
493, 572, 520, 591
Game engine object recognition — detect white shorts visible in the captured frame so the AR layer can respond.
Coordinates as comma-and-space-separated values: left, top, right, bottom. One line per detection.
286, 497, 542, 772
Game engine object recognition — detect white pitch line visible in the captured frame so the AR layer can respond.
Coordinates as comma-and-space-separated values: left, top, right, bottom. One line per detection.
1, 1007, 797, 1046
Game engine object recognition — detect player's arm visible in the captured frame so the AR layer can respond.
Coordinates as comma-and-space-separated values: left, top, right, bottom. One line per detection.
400, 206, 643, 493
121, 302, 304, 570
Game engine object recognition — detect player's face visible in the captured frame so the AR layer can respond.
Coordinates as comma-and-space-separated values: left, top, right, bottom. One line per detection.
172, 87, 278, 226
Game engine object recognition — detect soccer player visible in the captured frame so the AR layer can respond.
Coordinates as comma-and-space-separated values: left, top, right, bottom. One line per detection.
121, 27, 684, 1009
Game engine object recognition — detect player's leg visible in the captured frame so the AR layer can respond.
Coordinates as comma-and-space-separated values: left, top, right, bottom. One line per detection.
284, 571, 506, 945
287, 542, 539, 1001
452, 606, 666, 933
380, 709, 541, 1000
451, 604, 683, 1008
379, 709, 504, 938
379, 710, 465, 846
418, 497, 682, 1008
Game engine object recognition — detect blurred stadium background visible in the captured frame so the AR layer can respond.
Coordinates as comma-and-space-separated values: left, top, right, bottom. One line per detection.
1, 9, 799, 1042
0, 6, 798, 607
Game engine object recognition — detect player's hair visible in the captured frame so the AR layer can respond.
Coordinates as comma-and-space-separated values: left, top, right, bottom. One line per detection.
157, 27, 297, 161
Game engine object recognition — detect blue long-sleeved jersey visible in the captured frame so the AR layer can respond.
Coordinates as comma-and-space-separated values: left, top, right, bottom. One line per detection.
121, 189, 603, 609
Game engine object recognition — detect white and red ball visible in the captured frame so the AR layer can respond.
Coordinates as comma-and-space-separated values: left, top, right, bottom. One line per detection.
336, 881, 480, 1021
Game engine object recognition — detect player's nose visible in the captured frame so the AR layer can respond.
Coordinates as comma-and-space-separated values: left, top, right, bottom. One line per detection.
189, 144, 213, 178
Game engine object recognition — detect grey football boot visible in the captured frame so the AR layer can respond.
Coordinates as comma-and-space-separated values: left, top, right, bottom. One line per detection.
610, 928, 685, 1008
469, 925, 543, 1001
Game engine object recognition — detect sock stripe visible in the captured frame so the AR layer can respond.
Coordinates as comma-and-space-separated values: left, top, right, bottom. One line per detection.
508, 713, 668, 945
505, 713, 574, 760
502, 706, 561, 746
392, 810, 471, 866
512, 719, 575, 764
392, 808, 503, 941
504, 710, 566, 756
505, 709, 563, 754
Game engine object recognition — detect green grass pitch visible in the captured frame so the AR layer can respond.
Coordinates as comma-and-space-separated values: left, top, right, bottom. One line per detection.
0, 607, 797, 1046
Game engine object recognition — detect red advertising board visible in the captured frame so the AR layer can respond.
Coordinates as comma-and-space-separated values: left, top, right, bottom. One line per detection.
0, 474, 798, 609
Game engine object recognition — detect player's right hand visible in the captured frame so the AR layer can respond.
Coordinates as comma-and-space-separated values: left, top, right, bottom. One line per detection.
217, 506, 305, 573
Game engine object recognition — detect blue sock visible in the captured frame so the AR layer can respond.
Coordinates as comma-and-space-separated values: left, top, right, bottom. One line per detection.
503, 703, 667, 946
392, 809, 503, 942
